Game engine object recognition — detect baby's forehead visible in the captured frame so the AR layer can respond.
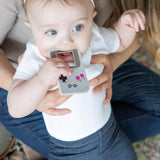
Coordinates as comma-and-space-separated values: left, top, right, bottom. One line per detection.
25, 0, 95, 22
25, 0, 93, 8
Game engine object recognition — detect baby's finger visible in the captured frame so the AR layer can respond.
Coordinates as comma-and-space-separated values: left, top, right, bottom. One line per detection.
134, 11, 145, 30
54, 58, 70, 68
59, 67, 72, 77
53, 59, 71, 75
139, 10, 145, 24
125, 14, 134, 26
123, 14, 136, 32
133, 16, 139, 32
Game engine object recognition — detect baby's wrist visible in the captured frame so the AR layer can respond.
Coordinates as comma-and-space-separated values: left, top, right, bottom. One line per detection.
36, 73, 51, 89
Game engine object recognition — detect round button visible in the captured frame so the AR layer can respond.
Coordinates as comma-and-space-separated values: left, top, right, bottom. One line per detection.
76, 76, 80, 80
80, 74, 84, 78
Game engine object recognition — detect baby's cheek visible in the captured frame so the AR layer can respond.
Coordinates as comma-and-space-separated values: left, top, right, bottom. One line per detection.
37, 41, 53, 57
38, 47, 49, 57
80, 41, 91, 53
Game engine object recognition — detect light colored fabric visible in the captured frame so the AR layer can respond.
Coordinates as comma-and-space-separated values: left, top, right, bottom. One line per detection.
14, 23, 119, 141
0, 0, 32, 63
95, 0, 113, 26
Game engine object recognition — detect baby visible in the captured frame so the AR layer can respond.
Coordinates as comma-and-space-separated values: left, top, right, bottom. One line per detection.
8, 0, 145, 159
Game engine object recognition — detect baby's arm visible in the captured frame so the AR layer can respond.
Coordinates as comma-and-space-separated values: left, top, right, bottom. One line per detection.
7, 58, 71, 118
113, 9, 145, 52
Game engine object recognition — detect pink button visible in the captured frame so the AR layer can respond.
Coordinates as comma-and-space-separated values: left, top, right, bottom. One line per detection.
76, 76, 80, 80
80, 74, 84, 78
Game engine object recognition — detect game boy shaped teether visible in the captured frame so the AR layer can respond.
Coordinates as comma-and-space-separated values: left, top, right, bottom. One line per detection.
48, 49, 89, 95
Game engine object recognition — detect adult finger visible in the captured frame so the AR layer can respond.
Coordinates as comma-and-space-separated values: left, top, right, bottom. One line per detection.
42, 107, 71, 116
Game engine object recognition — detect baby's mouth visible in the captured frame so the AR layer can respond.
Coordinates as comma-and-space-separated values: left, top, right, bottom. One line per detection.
57, 52, 72, 60
56, 51, 74, 63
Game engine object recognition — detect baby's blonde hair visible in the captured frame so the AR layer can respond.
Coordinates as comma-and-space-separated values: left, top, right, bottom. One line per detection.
24, 0, 71, 16
105, 0, 160, 68
24, 0, 97, 15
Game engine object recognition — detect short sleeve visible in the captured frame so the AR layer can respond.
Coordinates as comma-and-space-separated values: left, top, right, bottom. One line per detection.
13, 42, 46, 80
0, 0, 22, 45
99, 27, 120, 53
90, 24, 120, 55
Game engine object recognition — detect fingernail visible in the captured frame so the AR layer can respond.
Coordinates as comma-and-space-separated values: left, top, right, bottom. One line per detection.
65, 110, 71, 114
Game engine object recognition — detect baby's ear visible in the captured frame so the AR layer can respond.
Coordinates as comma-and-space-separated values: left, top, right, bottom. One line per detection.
24, 20, 31, 28
93, 11, 97, 19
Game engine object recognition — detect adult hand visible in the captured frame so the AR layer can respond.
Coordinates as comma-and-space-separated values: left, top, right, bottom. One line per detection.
89, 54, 113, 105
36, 89, 71, 115
87, 36, 140, 105
37, 54, 113, 113
36, 53, 114, 114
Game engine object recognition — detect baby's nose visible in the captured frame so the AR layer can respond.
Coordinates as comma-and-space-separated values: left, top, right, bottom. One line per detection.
59, 35, 74, 50
63, 35, 74, 44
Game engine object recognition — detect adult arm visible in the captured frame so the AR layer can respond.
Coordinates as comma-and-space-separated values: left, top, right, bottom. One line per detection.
108, 36, 140, 72
0, 49, 15, 90
0, 0, 21, 90
0, 0, 19, 44
89, 36, 140, 104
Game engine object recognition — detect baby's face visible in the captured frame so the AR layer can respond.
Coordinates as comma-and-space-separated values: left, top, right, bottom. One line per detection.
27, 0, 96, 58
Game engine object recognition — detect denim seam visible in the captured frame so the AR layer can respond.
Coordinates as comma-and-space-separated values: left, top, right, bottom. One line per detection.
118, 113, 150, 123
99, 129, 103, 160
52, 134, 102, 148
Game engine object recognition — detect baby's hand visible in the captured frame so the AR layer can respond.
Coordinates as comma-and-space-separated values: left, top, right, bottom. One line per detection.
37, 58, 71, 88
120, 9, 145, 32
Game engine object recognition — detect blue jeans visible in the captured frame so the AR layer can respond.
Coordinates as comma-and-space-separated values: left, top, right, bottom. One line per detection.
49, 113, 137, 160
112, 59, 160, 142
0, 88, 50, 158
0, 58, 160, 158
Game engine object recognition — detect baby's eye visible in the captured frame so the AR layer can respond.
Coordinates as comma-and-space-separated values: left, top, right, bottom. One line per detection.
45, 30, 57, 36
73, 25, 83, 32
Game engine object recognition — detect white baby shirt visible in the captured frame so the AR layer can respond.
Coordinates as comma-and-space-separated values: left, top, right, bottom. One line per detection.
14, 23, 120, 141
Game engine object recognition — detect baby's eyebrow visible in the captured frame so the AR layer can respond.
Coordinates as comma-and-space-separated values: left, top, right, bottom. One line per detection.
40, 24, 56, 28
73, 17, 89, 22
